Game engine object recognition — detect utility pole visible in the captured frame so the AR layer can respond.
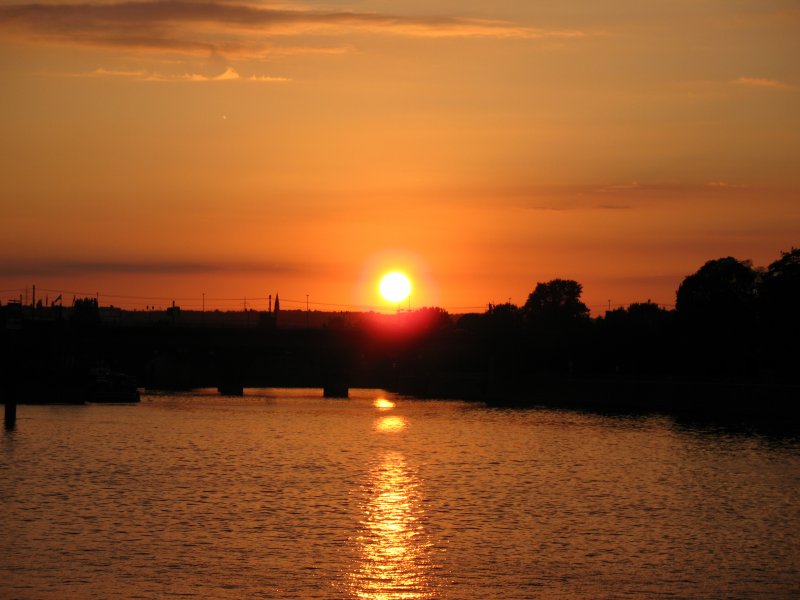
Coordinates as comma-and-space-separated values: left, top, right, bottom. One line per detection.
306, 294, 309, 327
202, 292, 205, 313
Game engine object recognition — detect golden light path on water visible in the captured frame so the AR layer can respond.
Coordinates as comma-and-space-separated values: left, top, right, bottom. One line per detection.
375, 415, 406, 433
347, 404, 435, 599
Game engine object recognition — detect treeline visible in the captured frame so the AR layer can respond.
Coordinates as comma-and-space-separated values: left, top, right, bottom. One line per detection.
374, 248, 799, 389
1, 248, 797, 407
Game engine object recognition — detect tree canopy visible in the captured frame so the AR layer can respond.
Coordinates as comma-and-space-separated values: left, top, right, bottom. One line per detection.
675, 257, 757, 325
760, 248, 800, 318
523, 279, 589, 322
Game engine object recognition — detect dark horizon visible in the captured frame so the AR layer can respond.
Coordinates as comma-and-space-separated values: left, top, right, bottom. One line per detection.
3, 248, 798, 423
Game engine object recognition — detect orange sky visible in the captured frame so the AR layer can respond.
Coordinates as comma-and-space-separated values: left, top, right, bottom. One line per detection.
1, 0, 798, 313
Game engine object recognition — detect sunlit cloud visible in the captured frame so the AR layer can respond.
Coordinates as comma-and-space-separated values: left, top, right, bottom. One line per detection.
0, 1, 585, 59
71, 67, 149, 78
193, 65, 238, 81
706, 180, 745, 189
165, 66, 289, 82
247, 73, 290, 82
69, 65, 290, 81
732, 76, 792, 89
267, 45, 352, 57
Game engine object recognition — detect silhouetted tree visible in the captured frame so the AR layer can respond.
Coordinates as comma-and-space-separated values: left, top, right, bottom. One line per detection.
759, 248, 800, 324
403, 306, 452, 334
71, 297, 100, 328
604, 301, 671, 331
758, 248, 800, 375
486, 302, 522, 332
675, 257, 759, 375
601, 302, 674, 376
454, 312, 483, 334
520, 279, 590, 375
523, 279, 589, 323
676, 257, 757, 326
476, 303, 526, 373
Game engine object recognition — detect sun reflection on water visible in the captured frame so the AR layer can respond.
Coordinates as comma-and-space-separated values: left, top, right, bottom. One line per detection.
348, 451, 436, 599
374, 398, 396, 410
375, 415, 407, 433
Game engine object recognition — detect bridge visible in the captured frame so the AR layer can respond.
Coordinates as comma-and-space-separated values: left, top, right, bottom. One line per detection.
0, 321, 383, 404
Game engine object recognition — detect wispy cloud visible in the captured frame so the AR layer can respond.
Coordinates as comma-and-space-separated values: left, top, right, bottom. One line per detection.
70, 65, 290, 81
522, 203, 634, 212
0, 1, 584, 58
732, 76, 792, 90
705, 180, 745, 189
587, 181, 750, 196
74, 67, 148, 78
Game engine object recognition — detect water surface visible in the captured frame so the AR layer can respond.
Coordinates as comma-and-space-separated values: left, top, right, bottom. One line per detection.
1, 389, 798, 599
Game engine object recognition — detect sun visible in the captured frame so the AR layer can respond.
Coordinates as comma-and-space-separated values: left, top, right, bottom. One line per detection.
379, 272, 412, 303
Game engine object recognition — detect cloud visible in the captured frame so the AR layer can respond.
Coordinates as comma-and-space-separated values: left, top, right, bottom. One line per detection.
0, 259, 308, 277
705, 180, 744, 189
247, 74, 289, 82
71, 65, 290, 82
75, 67, 149, 78
589, 181, 748, 195
0, 1, 584, 58
732, 76, 792, 89
521, 202, 633, 212
165, 66, 289, 82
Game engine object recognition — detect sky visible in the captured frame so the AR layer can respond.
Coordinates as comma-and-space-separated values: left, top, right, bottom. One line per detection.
1, 0, 798, 313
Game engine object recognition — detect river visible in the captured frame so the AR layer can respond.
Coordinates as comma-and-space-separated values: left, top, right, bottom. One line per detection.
1, 389, 798, 599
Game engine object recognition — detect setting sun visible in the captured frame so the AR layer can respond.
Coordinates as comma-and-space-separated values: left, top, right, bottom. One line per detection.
379, 272, 412, 304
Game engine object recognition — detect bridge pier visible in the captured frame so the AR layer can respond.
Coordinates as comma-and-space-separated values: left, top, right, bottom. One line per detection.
217, 383, 244, 396
323, 384, 349, 398
4, 401, 16, 430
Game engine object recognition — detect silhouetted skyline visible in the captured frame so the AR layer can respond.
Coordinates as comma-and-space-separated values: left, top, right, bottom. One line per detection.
3, 248, 798, 416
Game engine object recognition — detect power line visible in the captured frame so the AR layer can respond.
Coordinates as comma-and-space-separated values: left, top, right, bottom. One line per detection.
10, 285, 677, 314
36, 287, 202, 301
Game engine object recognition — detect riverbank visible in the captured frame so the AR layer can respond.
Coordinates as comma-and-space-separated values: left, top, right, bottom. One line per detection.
391, 373, 800, 421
